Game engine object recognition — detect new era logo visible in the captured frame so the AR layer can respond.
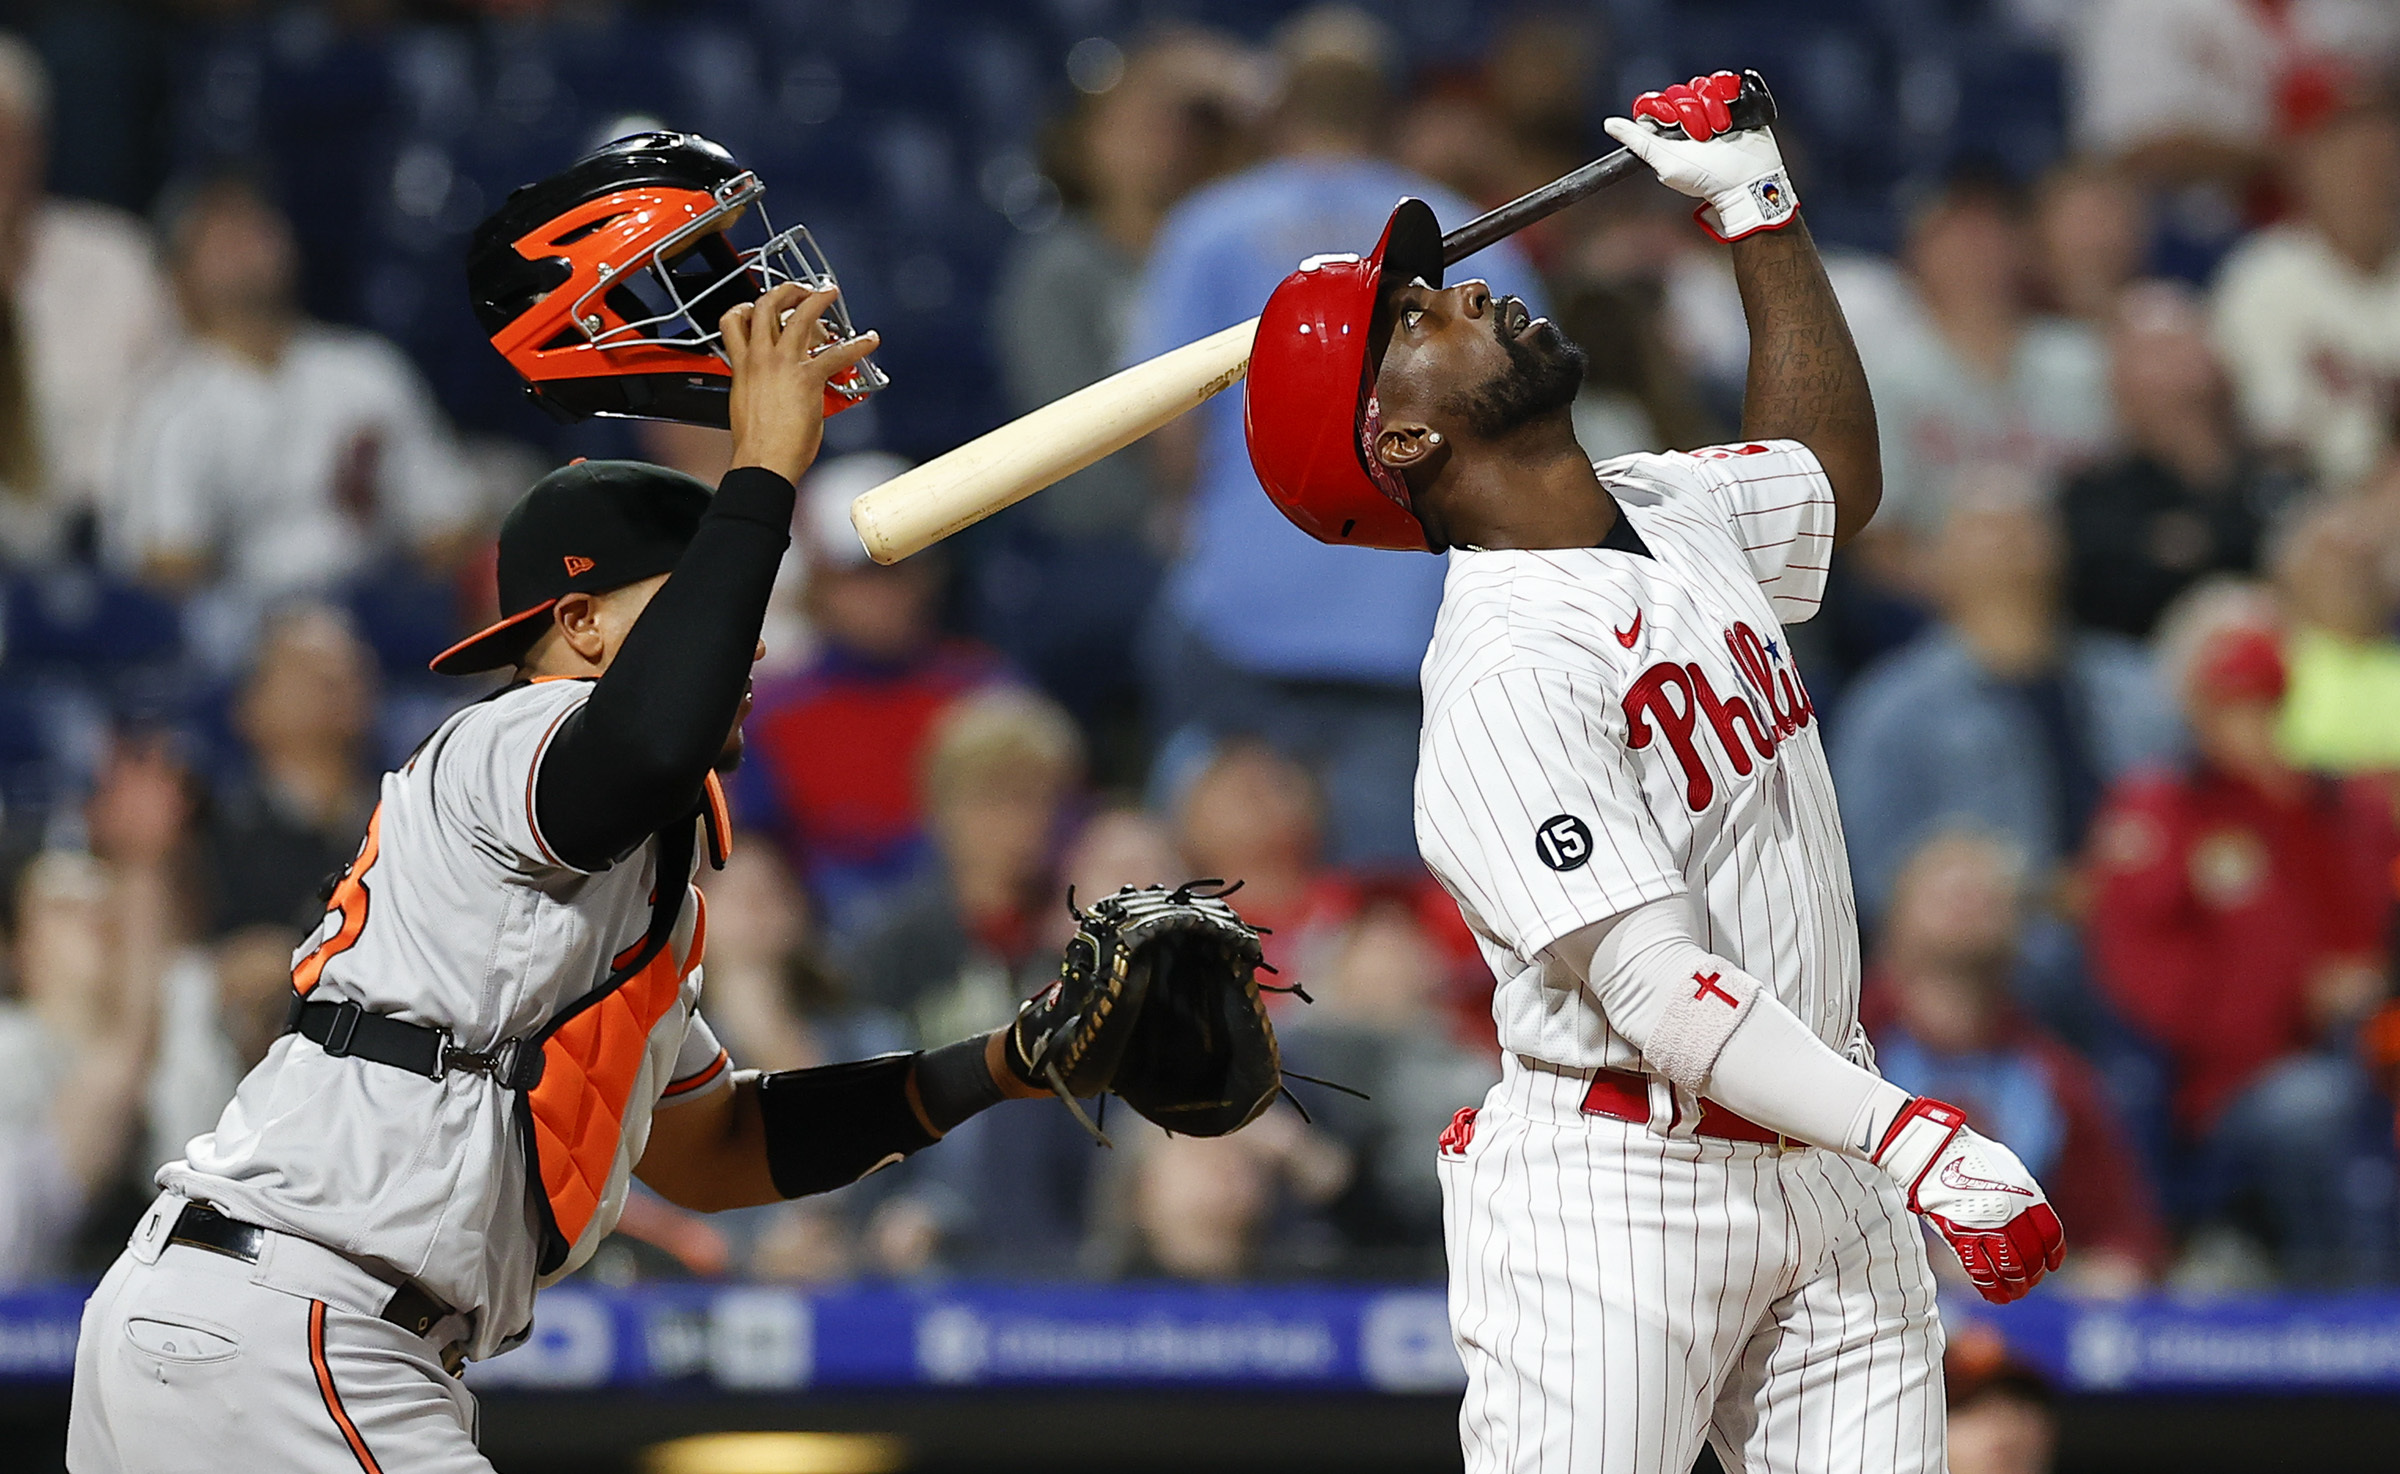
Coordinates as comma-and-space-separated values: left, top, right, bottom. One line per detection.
563, 555, 595, 577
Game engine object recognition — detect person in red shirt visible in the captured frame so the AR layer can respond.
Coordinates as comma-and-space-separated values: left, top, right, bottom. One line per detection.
1865, 829, 2169, 1293
2086, 617, 2396, 1281
737, 456, 1009, 935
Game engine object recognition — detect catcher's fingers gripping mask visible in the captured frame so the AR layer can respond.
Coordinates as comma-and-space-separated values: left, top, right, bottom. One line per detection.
467, 130, 888, 427
1005, 882, 1288, 1144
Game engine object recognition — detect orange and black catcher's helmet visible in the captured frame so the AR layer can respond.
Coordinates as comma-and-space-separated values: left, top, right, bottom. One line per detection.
468, 131, 885, 427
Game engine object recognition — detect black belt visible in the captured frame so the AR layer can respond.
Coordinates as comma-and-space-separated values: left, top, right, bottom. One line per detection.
165, 1202, 459, 1344
287, 997, 545, 1091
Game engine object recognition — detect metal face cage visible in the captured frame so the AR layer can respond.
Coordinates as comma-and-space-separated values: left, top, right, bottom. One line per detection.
567, 171, 888, 400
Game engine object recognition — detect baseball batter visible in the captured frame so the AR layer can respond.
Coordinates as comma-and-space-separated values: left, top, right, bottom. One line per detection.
1244, 73, 2066, 1473
62, 260, 1083, 1466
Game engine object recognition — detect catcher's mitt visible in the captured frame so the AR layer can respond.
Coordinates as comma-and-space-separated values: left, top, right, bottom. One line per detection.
1003, 881, 1282, 1142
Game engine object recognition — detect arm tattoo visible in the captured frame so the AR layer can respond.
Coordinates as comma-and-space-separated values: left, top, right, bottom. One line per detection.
1731, 221, 1882, 543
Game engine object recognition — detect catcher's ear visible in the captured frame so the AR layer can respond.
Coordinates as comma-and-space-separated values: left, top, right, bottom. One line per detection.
547, 592, 608, 666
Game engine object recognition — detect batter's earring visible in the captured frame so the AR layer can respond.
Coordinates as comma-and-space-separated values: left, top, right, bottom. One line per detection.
1426, 432, 1443, 445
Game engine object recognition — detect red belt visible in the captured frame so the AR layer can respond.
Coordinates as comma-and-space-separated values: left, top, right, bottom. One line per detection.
1579, 1068, 1792, 1146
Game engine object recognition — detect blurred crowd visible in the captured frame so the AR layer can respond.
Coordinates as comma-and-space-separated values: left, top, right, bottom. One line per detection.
7, 0, 2400, 1304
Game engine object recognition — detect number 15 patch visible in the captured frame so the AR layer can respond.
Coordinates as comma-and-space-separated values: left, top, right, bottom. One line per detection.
1535, 814, 1593, 872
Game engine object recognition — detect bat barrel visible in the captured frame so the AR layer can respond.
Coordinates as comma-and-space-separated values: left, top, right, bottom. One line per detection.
849, 317, 1258, 564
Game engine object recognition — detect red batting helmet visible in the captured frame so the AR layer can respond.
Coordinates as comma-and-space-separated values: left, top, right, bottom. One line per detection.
1243, 198, 1444, 552
467, 131, 886, 427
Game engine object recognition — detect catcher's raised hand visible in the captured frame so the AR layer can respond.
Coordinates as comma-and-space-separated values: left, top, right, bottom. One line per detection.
1003, 883, 1279, 1144
721, 281, 881, 486
1604, 70, 1797, 242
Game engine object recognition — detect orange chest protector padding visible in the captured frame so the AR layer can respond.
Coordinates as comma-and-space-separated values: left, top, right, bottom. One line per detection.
518, 786, 726, 1274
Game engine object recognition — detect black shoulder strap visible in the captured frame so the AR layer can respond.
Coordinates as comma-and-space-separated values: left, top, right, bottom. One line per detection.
590, 817, 697, 1003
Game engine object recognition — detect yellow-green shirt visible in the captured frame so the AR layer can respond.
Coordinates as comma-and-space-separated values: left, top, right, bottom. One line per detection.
2278, 626, 2400, 772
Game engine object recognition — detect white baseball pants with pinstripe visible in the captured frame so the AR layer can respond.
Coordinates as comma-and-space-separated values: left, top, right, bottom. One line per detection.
68, 1194, 488, 1473
1440, 1056, 1947, 1474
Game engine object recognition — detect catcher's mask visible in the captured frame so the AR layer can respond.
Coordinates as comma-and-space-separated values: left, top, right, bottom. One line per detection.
467, 130, 887, 427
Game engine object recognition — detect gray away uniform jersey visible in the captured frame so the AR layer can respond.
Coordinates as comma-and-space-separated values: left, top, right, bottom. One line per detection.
158, 679, 732, 1363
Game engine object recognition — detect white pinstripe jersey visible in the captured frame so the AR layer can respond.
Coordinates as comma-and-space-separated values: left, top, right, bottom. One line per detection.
1414, 439, 1859, 1073
159, 679, 734, 1362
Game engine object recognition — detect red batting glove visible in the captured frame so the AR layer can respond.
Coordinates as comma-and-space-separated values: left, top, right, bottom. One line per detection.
1872, 1096, 2068, 1305
1631, 71, 1745, 142
1607, 71, 1796, 241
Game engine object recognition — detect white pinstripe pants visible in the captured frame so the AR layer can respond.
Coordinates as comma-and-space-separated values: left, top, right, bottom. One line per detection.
1440, 1057, 1947, 1474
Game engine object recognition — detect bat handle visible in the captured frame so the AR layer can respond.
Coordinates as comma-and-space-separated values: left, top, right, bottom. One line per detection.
1440, 152, 1640, 265
1438, 69, 1780, 267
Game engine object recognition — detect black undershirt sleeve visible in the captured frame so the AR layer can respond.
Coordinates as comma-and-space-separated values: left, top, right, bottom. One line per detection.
533, 466, 794, 871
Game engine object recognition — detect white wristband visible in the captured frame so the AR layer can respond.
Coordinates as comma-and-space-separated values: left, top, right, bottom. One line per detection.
1701, 168, 1799, 242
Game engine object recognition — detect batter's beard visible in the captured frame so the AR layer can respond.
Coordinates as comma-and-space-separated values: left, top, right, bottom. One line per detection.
1444, 315, 1586, 439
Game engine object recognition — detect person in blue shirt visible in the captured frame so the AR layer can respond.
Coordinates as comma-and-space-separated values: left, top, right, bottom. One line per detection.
1833, 481, 2182, 924
1126, 8, 1546, 866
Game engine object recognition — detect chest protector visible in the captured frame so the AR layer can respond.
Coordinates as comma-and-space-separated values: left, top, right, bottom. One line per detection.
289, 771, 732, 1278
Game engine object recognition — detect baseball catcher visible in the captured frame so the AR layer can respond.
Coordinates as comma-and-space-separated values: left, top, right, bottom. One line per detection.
66, 133, 1280, 1474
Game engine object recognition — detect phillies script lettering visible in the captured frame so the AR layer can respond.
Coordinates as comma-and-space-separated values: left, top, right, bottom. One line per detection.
1622, 622, 1814, 811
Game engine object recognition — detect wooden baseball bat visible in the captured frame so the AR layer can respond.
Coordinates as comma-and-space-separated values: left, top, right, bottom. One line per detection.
850, 74, 1776, 564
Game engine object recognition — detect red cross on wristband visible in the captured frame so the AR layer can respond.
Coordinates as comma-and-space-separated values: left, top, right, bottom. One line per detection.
1692, 971, 1740, 1009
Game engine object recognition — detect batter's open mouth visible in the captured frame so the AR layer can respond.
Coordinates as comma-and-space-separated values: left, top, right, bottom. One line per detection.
1500, 296, 1538, 339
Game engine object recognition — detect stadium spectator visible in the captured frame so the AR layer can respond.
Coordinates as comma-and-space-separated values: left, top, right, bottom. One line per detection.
142, 923, 294, 1185
1276, 890, 1498, 1277
992, 30, 1249, 545
2088, 616, 2398, 1282
689, 843, 910, 1283
1942, 1322, 2058, 1474
837, 689, 1093, 1276
2066, 0, 2399, 188
1111, 1111, 1352, 1280
738, 455, 1008, 938
0, 34, 175, 566
1395, 11, 1599, 269
2212, 99, 2400, 493
1854, 169, 2112, 544
697, 842, 910, 1074
199, 605, 378, 937
2274, 494, 2400, 773
851, 804, 1193, 1281
1865, 829, 2167, 1291
1170, 739, 1351, 996
841, 687, 1082, 1032
1558, 277, 1725, 462
1060, 805, 1187, 906
107, 173, 476, 608
0, 741, 182, 1286
1833, 479, 2181, 921
1128, 3, 1545, 866
981, 32, 1253, 766
2032, 159, 2150, 324
2062, 283, 2297, 639
1395, 85, 1527, 218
